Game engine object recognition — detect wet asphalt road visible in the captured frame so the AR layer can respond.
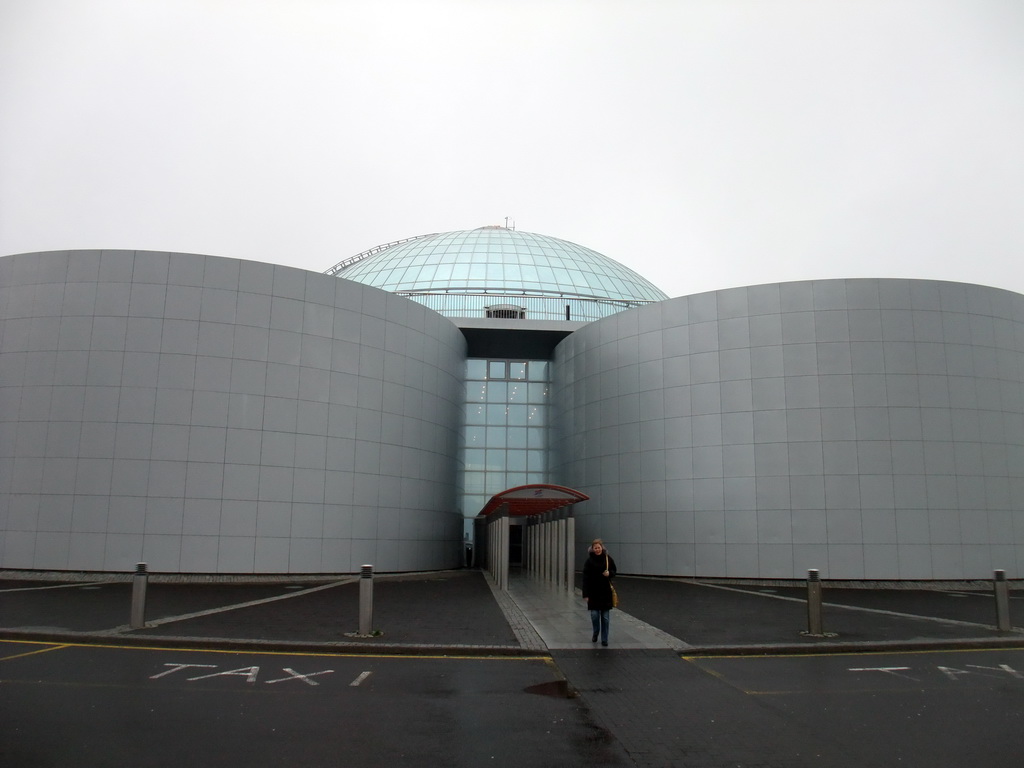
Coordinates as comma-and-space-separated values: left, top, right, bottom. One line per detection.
3, 640, 1023, 767
0, 641, 628, 768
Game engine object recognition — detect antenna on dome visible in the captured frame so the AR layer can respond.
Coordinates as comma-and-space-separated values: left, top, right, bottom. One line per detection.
504, 217, 515, 230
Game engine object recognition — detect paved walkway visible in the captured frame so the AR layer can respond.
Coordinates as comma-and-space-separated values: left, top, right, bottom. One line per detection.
2, 568, 1021, 656
499, 571, 690, 651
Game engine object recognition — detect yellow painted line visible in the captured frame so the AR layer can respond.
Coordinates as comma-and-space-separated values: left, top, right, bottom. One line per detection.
682, 646, 1024, 661
744, 686, 993, 696
0, 638, 547, 661
0, 643, 71, 662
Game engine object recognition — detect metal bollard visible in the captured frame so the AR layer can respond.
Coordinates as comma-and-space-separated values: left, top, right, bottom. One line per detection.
806, 568, 824, 636
359, 564, 374, 636
994, 569, 1012, 632
130, 562, 148, 629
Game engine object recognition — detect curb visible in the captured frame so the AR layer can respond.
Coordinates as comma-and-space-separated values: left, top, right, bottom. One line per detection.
678, 635, 1024, 657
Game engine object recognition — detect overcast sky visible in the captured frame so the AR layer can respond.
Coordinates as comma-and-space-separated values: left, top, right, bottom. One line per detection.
2, 0, 1022, 300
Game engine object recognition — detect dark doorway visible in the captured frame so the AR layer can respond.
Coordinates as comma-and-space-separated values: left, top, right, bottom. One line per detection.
509, 524, 523, 566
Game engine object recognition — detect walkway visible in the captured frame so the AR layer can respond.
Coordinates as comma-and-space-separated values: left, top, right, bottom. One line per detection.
496, 571, 690, 651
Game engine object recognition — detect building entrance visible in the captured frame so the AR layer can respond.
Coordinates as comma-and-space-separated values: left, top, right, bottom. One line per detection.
474, 484, 589, 593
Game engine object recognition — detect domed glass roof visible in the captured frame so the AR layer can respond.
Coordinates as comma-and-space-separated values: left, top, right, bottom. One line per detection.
329, 227, 667, 321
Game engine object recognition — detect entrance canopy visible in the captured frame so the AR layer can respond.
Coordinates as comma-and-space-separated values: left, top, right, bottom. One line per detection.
477, 484, 589, 518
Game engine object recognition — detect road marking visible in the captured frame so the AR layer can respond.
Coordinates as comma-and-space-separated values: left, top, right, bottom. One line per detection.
150, 663, 218, 679
188, 665, 261, 683
349, 671, 372, 686
116, 578, 358, 631
0, 639, 543, 661
690, 580, 1023, 632
0, 581, 111, 594
969, 663, 1023, 679
937, 664, 1023, 681
0, 644, 71, 662
266, 668, 335, 686
685, 646, 1024, 661
849, 666, 918, 680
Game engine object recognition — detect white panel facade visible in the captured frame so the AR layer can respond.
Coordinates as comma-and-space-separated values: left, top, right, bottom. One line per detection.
552, 279, 1024, 579
0, 250, 466, 573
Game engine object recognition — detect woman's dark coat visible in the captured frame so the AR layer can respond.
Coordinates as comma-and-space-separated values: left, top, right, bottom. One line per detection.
581, 551, 617, 611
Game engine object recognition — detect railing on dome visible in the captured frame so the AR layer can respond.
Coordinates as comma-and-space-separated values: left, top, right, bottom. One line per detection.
394, 291, 659, 322
323, 233, 440, 276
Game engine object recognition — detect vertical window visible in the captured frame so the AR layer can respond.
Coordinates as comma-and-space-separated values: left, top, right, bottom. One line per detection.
459, 358, 551, 518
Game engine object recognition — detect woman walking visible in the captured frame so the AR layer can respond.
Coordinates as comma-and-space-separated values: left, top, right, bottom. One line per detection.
581, 539, 617, 646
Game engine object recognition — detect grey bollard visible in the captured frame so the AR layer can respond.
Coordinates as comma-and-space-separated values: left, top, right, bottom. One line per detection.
359, 564, 374, 636
806, 568, 824, 636
994, 569, 1012, 632
130, 562, 148, 629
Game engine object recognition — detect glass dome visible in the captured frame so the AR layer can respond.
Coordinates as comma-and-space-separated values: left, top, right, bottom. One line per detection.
327, 227, 668, 322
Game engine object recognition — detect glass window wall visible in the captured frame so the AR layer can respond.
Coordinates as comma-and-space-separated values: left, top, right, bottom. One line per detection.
459, 357, 551, 518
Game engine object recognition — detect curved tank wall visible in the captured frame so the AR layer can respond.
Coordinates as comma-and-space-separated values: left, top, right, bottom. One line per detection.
552, 279, 1024, 579
0, 250, 466, 573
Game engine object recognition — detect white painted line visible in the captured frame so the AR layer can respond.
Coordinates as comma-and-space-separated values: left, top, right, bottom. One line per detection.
135, 577, 358, 630
188, 666, 260, 683
266, 668, 335, 686
150, 662, 218, 679
0, 581, 112, 594
349, 671, 372, 687
695, 581, 1023, 631
848, 666, 918, 680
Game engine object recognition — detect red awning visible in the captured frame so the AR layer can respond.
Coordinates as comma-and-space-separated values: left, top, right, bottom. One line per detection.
477, 484, 590, 518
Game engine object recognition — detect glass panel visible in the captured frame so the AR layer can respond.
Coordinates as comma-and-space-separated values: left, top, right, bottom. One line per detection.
506, 472, 528, 488
527, 450, 546, 472
485, 426, 506, 447
527, 405, 545, 426
467, 382, 487, 402
485, 474, 508, 494
527, 383, 549, 403
464, 449, 486, 471
508, 362, 527, 380
488, 361, 506, 379
528, 361, 550, 381
507, 382, 527, 403
464, 495, 486, 513
464, 403, 486, 425
485, 449, 505, 471
464, 426, 486, 447
506, 427, 527, 449
485, 381, 507, 403
527, 428, 545, 449
464, 472, 486, 493
466, 359, 487, 380
506, 450, 527, 471
507, 404, 528, 426
486, 404, 507, 425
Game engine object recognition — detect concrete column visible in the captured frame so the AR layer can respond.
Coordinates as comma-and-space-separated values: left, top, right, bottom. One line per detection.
565, 515, 575, 594
556, 517, 566, 591
500, 514, 510, 591
544, 513, 554, 584
539, 515, 548, 582
527, 519, 535, 576
489, 516, 499, 585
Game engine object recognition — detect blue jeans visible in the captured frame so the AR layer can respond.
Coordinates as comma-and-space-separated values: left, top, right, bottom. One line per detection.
590, 609, 610, 644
